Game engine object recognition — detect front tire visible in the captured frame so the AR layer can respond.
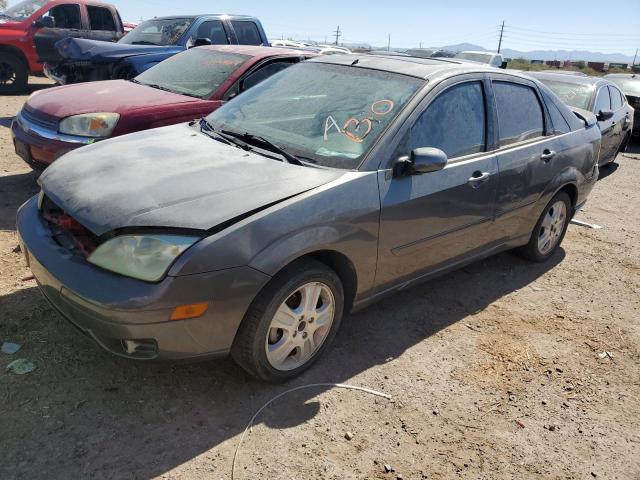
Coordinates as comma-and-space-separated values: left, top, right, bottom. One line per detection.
0, 54, 28, 95
517, 191, 571, 262
231, 259, 344, 382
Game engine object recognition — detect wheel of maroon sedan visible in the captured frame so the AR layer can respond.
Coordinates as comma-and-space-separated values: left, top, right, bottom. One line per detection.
0, 55, 27, 95
517, 191, 571, 263
231, 258, 344, 382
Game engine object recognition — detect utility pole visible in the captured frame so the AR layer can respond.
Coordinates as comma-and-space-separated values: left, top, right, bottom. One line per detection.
497, 20, 505, 53
387, 33, 391, 52
634, 48, 638, 66
333, 26, 341, 46
419, 42, 423, 49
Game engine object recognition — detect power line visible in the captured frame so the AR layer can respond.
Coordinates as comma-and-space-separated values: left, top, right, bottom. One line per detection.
503, 24, 640, 38
501, 34, 639, 47
502, 33, 640, 46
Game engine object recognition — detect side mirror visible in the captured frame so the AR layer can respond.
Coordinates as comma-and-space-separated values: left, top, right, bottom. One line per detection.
500, 61, 508, 69
193, 37, 212, 48
394, 147, 448, 177
596, 109, 614, 122
34, 16, 55, 28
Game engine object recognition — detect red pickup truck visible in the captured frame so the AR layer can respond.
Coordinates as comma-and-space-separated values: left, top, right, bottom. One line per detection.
0, 0, 124, 94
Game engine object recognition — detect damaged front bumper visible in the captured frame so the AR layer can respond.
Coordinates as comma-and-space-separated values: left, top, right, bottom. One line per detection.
16, 196, 271, 361
43, 61, 113, 85
43, 63, 68, 85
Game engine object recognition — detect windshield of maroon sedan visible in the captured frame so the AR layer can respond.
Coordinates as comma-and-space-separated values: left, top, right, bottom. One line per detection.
135, 49, 249, 99
119, 18, 194, 46
537, 79, 593, 110
206, 62, 423, 169
1, 0, 46, 20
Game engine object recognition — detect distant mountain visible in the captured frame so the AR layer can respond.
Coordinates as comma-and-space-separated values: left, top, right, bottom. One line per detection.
499, 48, 635, 63
437, 43, 487, 53
437, 43, 635, 63
340, 40, 635, 64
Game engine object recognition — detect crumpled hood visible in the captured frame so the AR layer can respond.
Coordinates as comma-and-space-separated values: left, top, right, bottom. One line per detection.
55, 37, 183, 62
26, 80, 202, 118
40, 124, 343, 236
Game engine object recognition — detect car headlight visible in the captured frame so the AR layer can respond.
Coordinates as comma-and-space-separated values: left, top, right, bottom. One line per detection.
87, 234, 200, 282
59, 113, 120, 138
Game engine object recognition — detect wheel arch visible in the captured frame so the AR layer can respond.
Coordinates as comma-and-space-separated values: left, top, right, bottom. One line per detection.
304, 250, 358, 313
557, 182, 578, 210
258, 249, 359, 314
0, 45, 29, 68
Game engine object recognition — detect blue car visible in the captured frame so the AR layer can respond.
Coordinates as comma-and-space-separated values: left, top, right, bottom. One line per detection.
44, 14, 269, 84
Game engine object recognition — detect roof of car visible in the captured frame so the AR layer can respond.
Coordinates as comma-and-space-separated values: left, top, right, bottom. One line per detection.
527, 71, 607, 87
198, 45, 314, 59
309, 54, 504, 79
145, 14, 260, 21
604, 73, 639, 79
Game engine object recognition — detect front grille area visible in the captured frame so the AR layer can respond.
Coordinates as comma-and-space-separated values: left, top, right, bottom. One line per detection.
21, 108, 59, 132
41, 196, 98, 258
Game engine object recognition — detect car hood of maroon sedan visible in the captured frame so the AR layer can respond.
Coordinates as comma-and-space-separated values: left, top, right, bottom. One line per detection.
39, 123, 344, 236
26, 80, 203, 119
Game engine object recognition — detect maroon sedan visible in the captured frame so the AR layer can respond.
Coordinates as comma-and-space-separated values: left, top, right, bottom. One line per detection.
12, 45, 313, 170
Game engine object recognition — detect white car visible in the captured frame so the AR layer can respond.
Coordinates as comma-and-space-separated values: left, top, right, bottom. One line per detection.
318, 44, 352, 54
455, 51, 505, 68
270, 39, 307, 48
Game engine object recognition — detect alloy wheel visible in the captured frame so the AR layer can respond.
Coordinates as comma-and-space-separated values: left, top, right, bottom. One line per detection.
538, 200, 567, 255
0, 62, 16, 86
265, 282, 335, 371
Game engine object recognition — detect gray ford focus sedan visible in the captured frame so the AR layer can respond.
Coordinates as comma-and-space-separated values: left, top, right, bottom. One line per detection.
17, 55, 601, 382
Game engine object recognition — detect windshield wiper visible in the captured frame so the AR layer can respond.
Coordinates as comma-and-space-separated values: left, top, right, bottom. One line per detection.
137, 82, 178, 94
131, 41, 159, 46
220, 129, 304, 166
198, 119, 246, 147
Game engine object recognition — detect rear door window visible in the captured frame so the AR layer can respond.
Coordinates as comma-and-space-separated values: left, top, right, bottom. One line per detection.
231, 20, 263, 45
87, 6, 117, 31
609, 86, 623, 110
547, 101, 571, 134
241, 60, 296, 92
594, 87, 611, 113
493, 81, 544, 147
45, 4, 82, 30
195, 20, 228, 44
411, 81, 486, 159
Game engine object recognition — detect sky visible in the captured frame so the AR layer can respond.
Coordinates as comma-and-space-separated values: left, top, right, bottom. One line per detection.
8, 0, 640, 56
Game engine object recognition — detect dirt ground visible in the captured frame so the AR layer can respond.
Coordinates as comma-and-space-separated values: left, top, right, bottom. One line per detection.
1, 77, 639, 480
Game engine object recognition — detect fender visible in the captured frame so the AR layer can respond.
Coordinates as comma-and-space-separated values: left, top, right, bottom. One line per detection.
248, 223, 373, 290
0, 43, 30, 69
170, 172, 381, 298
124, 50, 184, 76
515, 165, 581, 239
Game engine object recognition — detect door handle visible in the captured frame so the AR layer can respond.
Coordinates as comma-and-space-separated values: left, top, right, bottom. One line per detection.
540, 149, 556, 162
468, 171, 490, 187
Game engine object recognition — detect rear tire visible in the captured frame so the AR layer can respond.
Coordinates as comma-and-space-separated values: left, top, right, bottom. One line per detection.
0, 54, 28, 95
231, 258, 344, 383
619, 132, 631, 154
517, 191, 571, 263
